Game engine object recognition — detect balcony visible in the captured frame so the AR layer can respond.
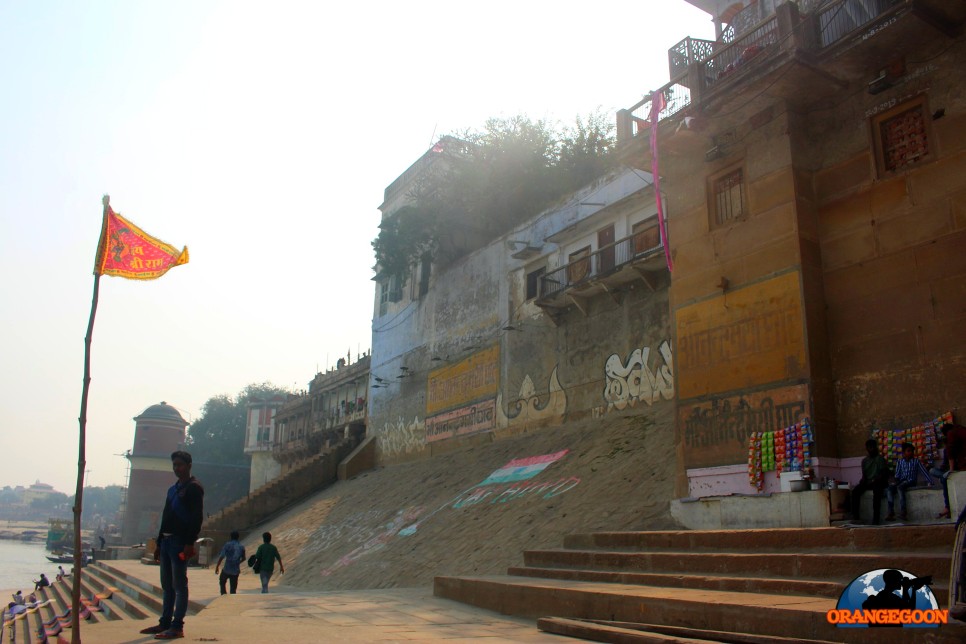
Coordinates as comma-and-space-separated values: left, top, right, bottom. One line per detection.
243, 439, 273, 455
535, 230, 665, 318
618, 0, 964, 158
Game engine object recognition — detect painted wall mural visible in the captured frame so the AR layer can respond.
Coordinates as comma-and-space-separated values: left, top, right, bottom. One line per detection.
675, 271, 806, 399
379, 416, 426, 458
426, 399, 496, 443
496, 366, 567, 428
426, 345, 499, 416
680, 384, 810, 469
603, 340, 674, 411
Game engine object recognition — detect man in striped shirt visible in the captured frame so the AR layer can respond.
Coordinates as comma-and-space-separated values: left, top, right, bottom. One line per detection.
886, 442, 933, 521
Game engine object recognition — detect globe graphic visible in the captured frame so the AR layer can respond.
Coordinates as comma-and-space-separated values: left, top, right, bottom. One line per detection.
836, 568, 940, 628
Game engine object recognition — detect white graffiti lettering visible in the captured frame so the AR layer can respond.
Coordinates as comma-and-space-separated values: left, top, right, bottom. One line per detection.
378, 416, 425, 458
602, 340, 674, 411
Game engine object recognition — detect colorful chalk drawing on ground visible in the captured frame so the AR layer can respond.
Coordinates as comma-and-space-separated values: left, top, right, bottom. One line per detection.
319, 450, 577, 575
319, 506, 424, 576
399, 449, 573, 536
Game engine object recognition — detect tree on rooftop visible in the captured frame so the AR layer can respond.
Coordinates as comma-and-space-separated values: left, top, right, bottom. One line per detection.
372, 112, 616, 284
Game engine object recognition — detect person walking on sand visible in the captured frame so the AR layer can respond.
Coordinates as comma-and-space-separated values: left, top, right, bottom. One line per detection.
139, 451, 204, 640
214, 530, 246, 595
254, 532, 284, 594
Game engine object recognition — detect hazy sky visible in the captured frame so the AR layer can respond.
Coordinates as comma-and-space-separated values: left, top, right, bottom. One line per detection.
0, 1, 713, 493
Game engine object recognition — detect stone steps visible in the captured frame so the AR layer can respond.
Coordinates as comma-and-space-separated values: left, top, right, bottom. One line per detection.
435, 524, 965, 643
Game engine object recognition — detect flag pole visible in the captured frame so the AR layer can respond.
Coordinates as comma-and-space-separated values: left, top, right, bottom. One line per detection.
70, 195, 109, 641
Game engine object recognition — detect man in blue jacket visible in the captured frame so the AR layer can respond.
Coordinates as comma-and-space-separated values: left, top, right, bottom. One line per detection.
140, 451, 204, 640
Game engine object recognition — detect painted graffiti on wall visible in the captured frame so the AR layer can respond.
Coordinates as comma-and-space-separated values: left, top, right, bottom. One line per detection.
680, 384, 809, 469
496, 366, 567, 428
426, 398, 495, 442
603, 340, 674, 411
379, 416, 426, 459
426, 345, 499, 415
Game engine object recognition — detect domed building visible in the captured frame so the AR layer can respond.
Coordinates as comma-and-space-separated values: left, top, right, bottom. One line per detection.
120, 401, 188, 545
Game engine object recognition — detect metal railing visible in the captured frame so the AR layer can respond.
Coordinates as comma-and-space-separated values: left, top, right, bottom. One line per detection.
705, 16, 780, 88
622, 0, 909, 142
816, 0, 902, 47
539, 231, 663, 300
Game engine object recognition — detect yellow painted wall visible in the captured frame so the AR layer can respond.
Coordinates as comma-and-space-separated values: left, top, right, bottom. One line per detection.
675, 271, 807, 400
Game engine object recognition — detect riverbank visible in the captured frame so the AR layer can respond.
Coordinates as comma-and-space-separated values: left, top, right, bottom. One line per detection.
0, 520, 49, 543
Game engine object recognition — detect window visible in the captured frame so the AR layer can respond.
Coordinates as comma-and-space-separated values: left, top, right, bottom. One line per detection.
567, 246, 591, 284
872, 95, 932, 177
526, 266, 546, 300
418, 254, 431, 297
708, 164, 745, 228
378, 276, 401, 316
632, 220, 660, 254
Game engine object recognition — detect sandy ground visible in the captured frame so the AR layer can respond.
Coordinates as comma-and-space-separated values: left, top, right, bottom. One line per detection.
237, 408, 680, 592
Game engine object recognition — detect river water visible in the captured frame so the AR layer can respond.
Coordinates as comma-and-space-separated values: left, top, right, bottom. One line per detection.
0, 540, 56, 598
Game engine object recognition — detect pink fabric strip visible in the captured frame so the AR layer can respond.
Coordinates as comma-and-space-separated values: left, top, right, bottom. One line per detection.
648, 90, 674, 273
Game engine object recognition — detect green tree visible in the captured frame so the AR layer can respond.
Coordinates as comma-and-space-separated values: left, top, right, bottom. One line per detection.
372, 112, 616, 283
186, 382, 290, 513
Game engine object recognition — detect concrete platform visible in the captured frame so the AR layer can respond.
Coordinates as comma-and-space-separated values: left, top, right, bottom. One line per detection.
65, 561, 577, 643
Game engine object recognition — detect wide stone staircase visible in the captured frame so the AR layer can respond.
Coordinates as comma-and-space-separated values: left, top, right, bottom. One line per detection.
435, 524, 966, 643
202, 434, 359, 546
2, 562, 199, 643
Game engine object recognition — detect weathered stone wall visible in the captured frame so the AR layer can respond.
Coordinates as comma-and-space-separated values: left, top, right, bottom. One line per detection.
810, 45, 966, 453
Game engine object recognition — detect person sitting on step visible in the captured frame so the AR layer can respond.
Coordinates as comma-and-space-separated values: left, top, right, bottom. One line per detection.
886, 442, 932, 521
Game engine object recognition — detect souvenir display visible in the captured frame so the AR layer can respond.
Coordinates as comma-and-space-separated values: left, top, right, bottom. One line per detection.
747, 418, 814, 491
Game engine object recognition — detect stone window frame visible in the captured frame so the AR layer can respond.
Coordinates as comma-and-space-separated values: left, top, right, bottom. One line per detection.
871, 94, 934, 178
707, 161, 747, 230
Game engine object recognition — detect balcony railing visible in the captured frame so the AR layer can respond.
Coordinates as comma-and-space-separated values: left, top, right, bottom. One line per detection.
668, 36, 716, 78
705, 15, 780, 89
816, 0, 902, 47
620, 0, 909, 145
539, 230, 663, 300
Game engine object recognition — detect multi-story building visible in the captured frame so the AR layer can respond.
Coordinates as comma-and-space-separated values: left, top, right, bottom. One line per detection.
614, 0, 966, 498
369, 141, 671, 462
368, 0, 965, 525
270, 354, 370, 473
243, 394, 287, 493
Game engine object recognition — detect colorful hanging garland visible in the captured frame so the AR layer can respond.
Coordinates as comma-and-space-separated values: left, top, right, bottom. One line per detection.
747, 418, 814, 492
871, 411, 951, 468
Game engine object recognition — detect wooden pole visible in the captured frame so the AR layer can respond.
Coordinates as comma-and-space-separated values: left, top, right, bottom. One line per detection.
71, 196, 109, 642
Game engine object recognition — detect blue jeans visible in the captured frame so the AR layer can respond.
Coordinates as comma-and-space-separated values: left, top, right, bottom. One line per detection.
260, 571, 272, 593
158, 536, 189, 630
930, 467, 950, 509
886, 480, 915, 515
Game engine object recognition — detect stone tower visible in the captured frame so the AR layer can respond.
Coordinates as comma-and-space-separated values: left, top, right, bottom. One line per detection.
120, 401, 187, 545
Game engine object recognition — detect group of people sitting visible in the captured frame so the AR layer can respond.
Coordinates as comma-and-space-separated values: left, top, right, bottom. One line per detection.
850, 423, 966, 524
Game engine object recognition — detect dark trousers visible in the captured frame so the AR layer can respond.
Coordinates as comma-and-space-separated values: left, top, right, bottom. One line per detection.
158, 536, 189, 631
218, 572, 239, 595
851, 480, 887, 524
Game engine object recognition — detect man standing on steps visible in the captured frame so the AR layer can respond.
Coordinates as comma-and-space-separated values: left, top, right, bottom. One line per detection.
254, 532, 284, 593
140, 451, 204, 640
214, 530, 245, 595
